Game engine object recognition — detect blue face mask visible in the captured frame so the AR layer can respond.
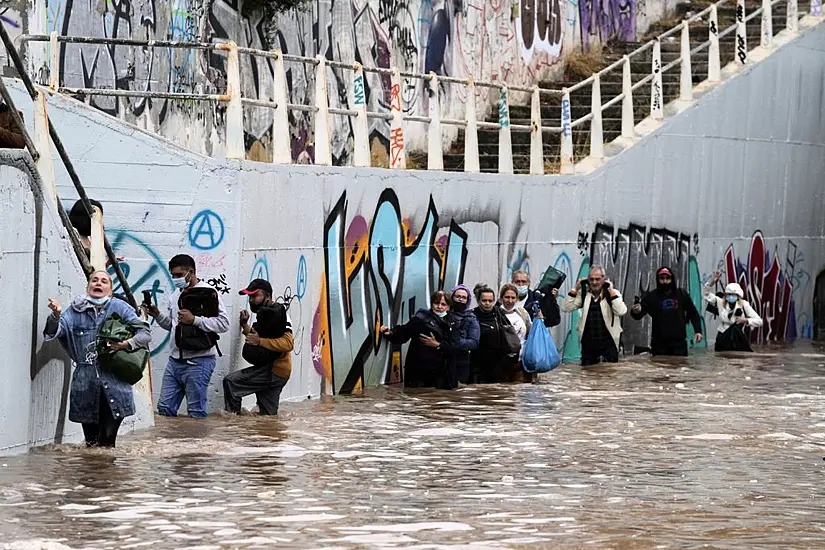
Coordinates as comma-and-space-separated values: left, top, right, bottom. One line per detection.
515, 285, 529, 298
87, 296, 110, 306
435, 310, 448, 318
172, 276, 188, 290
726, 295, 738, 304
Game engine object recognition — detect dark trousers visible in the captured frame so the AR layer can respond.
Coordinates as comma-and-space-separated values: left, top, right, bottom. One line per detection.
651, 341, 689, 356
581, 342, 619, 366
223, 365, 288, 415
82, 392, 123, 448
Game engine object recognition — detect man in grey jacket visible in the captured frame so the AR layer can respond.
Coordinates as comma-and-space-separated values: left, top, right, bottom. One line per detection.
144, 254, 230, 417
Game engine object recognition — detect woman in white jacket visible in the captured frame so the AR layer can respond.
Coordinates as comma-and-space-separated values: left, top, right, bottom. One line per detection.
704, 272, 763, 352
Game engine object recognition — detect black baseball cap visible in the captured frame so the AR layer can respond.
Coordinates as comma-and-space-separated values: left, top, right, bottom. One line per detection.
239, 278, 272, 296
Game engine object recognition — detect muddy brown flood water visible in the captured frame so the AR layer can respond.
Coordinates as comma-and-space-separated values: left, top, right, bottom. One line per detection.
1, 344, 825, 549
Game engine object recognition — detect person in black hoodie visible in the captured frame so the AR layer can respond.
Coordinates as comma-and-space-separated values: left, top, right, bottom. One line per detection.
470, 285, 511, 383
448, 284, 480, 384
380, 290, 458, 390
630, 266, 704, 356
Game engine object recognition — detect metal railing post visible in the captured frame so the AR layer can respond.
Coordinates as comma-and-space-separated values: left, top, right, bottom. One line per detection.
709, 6, 721, 82
736, 0, 748, 64
33, 91, 58, 208
651, 40, 664, 120
351, 62, 370, 167
427, 73, 443, 171
680, 23, 693, 101
463, 77, 480, 173
48, 31, 59, 91
787, 0, 799, 32
271, 49, 292, 164
560, 88, 574, 174
314, 55, 332, 166
529, 86, 544, 175
222, 41, 245, 160
762, 0, 774, 47
498, 86, 513, 174
621, 56, 635, 138
590, 74, 604, 160
389, 67, 406, 170
89, 206, 107, 272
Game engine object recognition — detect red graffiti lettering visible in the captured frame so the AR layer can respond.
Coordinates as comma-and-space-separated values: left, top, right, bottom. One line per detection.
390, 83, 402, 112
390, 127, 405, 167
722, 231, 796, 343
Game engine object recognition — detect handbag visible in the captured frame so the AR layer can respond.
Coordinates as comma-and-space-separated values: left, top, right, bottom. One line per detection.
498, 310, 522, 356
97, 313, 150, 385
522, 318, 561, 374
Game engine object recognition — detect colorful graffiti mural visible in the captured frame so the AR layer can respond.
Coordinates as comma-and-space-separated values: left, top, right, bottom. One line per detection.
312, 189, 468, 394
719, 231, 798, 343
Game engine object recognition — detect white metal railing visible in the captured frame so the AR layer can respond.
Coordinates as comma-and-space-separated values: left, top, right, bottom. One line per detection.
13, 0, 818, 175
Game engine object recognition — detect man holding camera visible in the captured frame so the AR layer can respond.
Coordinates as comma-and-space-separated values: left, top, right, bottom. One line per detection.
223, 279, 294, 416
630, 266, 703, 356
561, 265, 628, 365
143, 254, 229, 418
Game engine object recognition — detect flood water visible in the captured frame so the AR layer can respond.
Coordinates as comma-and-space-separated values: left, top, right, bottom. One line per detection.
2, 344, 825, 549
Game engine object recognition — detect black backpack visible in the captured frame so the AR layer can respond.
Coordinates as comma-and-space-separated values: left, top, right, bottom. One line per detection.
242, 303, 288, 366
176, 286, 221, 355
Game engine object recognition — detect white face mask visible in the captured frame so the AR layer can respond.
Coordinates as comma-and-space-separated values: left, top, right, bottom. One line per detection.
172, 277, 188, 290
87, 296, 110, 306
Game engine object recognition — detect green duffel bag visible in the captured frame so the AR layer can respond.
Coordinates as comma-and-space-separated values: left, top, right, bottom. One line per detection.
97, 313, 150, 385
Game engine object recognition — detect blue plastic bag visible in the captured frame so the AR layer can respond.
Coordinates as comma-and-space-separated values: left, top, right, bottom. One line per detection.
521, 319, 561, 374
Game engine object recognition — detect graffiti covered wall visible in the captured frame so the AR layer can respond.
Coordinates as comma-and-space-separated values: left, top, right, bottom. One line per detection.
5, 19, 825, 416
22, 0, 671, 163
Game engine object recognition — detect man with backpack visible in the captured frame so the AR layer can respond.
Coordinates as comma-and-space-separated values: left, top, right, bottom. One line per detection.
144, 254, 229, 417
223, 279, 294, 416
630, 266, 703, 356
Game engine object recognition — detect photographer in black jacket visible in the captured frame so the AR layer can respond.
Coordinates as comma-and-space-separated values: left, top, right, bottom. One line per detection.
630, 266, 703, 356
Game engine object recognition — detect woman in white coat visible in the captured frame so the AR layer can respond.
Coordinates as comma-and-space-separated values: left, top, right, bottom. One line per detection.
705, 272, 763, 352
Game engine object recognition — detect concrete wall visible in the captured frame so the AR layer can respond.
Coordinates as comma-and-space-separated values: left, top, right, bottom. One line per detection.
11, 0, 677, 164
0, 151, 153, 454
4, 18, 824, 414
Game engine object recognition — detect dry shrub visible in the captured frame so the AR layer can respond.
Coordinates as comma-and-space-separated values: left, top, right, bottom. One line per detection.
564, 48, 607, 81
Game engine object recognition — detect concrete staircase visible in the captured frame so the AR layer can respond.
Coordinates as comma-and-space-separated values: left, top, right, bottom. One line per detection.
444, 0, 798, 173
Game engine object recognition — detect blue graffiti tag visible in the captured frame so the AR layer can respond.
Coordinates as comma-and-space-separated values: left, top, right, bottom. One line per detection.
250, 255, 270, 283
296, 255, 307, 300
188, 209, 225, 251
107, 230, 173, 357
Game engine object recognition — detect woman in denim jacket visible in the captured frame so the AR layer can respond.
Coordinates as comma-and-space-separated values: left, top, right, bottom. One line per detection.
44, 271, 151, 448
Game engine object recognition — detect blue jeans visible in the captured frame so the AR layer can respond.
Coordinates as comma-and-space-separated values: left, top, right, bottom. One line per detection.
157, 356, 216, 418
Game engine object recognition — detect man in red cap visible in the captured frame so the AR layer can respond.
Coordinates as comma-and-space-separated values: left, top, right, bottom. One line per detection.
223, 279, 293, 415
630, 266, 703, 356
